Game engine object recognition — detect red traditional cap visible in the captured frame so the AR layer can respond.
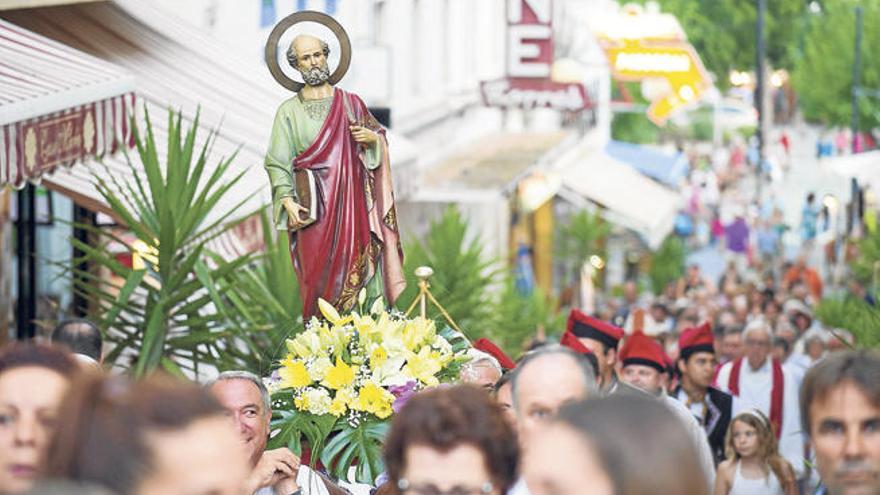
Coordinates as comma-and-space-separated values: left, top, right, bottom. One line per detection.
619, 331, 667, 374
560, 330, 600, 377
678, 322, 715, 361
566, 309, 624, 350
473, 338, 516, 370
560, 329, 593, 355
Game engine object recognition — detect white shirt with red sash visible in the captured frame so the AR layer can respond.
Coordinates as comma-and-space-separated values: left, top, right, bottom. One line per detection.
715, 357, 804, 476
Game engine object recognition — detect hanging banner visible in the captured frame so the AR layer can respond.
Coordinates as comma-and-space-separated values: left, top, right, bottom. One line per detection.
1, 93, 135, 189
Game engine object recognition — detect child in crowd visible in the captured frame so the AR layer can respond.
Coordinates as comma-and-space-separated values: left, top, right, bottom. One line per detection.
714, 410, 797, 495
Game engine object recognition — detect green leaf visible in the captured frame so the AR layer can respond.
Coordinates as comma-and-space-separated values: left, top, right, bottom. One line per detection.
134, 302, 168, 377
321, 419, 389, 484
397, 206, 498, 335
104, 270, 147, 329
160, 357, 186, 377
269, 409, 338, 463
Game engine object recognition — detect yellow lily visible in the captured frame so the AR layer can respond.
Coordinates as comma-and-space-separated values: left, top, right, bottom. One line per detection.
318, 298, 353, 326
322, 357, 356, 390
279, 358, 312, 389
403, 346, 442, 387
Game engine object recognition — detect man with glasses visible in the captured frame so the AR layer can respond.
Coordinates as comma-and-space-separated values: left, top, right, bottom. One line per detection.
715, 320, 805, 477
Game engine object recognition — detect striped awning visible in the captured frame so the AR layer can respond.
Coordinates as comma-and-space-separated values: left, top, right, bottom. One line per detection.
0, 18, 134, 188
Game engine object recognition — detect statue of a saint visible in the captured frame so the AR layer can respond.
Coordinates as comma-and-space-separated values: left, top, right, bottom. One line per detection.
264, 32, 405, 319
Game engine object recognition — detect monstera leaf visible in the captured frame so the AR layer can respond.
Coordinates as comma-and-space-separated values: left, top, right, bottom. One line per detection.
320, 419, 390, 484
268, 405, 338, 460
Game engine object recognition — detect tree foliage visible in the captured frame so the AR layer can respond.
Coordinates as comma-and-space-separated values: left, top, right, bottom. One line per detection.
634, 0, 806, 88
792, 0, 880, 128
649, 236, 685, 293
396, 206, 566, 357
555, 209, 611, 284
211, 211, 302, 375
486, 277, 563, 357
852, 225, 880, 285
815, 296, 880, 349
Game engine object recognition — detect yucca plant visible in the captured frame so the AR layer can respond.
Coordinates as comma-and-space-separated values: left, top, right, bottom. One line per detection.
71, 108, 261, 377
396, 206, 498, 339
211, 211, 302, 375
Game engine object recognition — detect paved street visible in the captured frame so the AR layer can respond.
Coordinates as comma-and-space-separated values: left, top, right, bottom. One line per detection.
687, 119, 851, 283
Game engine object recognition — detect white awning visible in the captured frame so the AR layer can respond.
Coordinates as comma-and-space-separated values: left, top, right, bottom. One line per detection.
554, 139, 681, 249
0, 17, 134, 187
3, 0, 417, 257
827, 150, 880, 190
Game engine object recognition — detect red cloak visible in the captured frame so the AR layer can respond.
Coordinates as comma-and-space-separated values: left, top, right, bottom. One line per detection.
290, 89, 405, 319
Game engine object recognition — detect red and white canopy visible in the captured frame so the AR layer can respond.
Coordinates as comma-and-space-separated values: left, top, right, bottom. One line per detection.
0, 18, 134, 188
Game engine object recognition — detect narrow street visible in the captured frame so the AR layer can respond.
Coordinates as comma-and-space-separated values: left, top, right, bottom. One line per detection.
687, 120, 851, 283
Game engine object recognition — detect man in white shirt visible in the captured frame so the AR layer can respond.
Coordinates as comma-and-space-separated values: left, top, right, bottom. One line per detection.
714, 320, 805, 476
207, 371, 341, 495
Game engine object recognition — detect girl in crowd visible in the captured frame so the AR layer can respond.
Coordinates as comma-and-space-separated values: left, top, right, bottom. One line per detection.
714, 410, 797, 495
382, 385, 519, 495
524, 394, 709, 495
45, 373, 250, 495
0, 343, 78, 494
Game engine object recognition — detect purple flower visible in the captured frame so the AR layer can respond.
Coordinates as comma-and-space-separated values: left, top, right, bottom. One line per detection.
389, 381, 418, 413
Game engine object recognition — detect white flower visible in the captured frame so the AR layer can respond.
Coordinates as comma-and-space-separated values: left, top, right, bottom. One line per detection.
431, 335, 453, 359
371, 355, 410, 387
304, 387, 332, 415
308, 356, 333, 381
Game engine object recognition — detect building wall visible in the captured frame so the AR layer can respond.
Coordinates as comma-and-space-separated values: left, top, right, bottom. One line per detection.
145, 0, 509, 165
144, 0, 613, 268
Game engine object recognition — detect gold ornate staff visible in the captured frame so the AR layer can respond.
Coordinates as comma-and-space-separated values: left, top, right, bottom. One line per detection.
404, 266, 468, 341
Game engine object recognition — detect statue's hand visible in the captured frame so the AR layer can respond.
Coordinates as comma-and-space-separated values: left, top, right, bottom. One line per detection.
350, 125, 379, 145
281, 197, 310, 229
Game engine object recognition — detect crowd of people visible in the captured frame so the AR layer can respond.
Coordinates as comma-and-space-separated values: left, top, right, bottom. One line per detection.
1, 296, 879, 495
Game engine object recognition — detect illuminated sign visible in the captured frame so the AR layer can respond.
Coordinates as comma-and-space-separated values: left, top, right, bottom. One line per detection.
481, 0, 592, 111
592, 4, 711, 125
602, 39, 710, 124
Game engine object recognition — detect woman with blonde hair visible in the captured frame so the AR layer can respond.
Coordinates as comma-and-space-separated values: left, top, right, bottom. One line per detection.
714, 410, 797, 495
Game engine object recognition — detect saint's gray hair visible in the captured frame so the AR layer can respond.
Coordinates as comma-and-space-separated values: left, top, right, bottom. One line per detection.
286, 36, 331, 69
509, 344, 598, 413
206, 370, 271, 415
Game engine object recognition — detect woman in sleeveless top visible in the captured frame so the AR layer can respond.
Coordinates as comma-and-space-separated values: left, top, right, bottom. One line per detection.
714, 410, 797, 495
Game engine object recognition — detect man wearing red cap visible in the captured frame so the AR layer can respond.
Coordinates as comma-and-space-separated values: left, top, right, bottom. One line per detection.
562, 309, 640, 396
672, 322, 734, 465
619, 331, 716, 487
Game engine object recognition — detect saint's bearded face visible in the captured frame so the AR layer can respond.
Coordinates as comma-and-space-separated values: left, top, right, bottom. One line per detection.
300, 61, 330, 86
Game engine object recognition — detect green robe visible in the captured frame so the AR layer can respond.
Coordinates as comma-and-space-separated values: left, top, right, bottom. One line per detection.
264, 91, 381, 231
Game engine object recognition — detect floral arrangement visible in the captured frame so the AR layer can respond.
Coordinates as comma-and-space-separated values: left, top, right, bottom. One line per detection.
265, 297, 469, 484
